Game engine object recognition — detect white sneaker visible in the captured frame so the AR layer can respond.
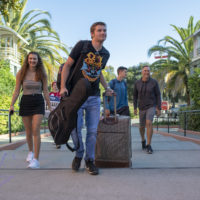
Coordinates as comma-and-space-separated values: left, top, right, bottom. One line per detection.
26, 152, 34, 163
28, 158, 40, 169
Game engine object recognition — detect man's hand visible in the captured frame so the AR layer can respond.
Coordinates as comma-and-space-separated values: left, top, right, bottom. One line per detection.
156, 108, 161, 117
105, 87, 113, 96
134, 109, 137, 115
105, 109, 110, 117
60, 87, 68, 97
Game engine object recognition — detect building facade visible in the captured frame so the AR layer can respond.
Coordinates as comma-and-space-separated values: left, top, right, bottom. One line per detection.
189, 29, 200, 69
0, 25, 28, 76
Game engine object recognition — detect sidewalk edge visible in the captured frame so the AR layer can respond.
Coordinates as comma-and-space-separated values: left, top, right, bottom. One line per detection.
154, 130, 200, 145
0, 132, 51, 151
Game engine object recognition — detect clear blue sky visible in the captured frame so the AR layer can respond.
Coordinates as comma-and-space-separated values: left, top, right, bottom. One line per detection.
25, 0, 200, 72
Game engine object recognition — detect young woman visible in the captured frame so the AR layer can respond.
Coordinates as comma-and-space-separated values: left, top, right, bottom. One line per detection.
9, 52, 52, 169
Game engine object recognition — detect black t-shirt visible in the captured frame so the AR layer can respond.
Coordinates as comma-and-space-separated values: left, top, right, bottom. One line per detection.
69, 40, 110, 96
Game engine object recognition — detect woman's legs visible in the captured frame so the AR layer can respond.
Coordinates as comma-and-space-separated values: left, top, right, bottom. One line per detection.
31, 114, 43, 160
22, 116, 33, 152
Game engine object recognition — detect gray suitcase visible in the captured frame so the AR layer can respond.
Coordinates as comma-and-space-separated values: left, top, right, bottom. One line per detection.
95, 93, 132, 168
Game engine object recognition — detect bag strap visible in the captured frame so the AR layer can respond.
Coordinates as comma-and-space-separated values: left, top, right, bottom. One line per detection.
66, 41, 90, 87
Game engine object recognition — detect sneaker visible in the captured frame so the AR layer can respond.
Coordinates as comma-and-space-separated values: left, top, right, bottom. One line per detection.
26, 152, 34, 163
56, 145, 61, 149
72, 157, 82, 171
142, 140, 146, 150
85, 159, 99, 175
146, 145, 153, 154
28, 158, 40, 169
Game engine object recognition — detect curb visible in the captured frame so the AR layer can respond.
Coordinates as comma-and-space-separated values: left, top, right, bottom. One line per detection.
178, 129, 200, 136
0, 140, 26, 151
0, 132, 51, 151
154, 130, 200, 145
132, 124, 179, 128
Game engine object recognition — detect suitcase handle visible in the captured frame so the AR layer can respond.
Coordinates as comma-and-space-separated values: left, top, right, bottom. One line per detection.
103, 92, 118, 125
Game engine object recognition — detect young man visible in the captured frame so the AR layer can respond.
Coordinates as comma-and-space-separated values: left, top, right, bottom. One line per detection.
133, 66, 161, 154
105, 66, 130, 116
60, 22, 112, 175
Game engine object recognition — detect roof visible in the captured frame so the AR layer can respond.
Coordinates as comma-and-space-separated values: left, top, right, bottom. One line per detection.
0, 25, 29, 45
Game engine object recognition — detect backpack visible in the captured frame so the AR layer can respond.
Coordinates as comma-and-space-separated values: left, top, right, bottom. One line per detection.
56, 41, 90, 91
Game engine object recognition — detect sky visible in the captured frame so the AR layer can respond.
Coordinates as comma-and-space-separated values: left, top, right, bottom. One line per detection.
25, 0, 200, 73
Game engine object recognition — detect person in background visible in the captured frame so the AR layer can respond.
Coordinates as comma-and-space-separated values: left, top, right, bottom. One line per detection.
49, 81, 61, 99
105, 66, 130, 116
133, 65, 161, 154
49, 81, 61, 149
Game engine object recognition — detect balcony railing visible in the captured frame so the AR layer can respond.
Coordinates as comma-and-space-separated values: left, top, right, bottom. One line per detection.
0, 47, 21, 63
197, 47, 200, 56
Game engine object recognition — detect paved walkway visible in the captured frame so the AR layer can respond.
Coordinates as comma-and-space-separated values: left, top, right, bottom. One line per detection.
0, 127, 200, 200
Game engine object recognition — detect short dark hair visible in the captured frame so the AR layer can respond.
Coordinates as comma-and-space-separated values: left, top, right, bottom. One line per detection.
117, 66, 127, 75
142, 65, 150, 69
90, 22, 106, 34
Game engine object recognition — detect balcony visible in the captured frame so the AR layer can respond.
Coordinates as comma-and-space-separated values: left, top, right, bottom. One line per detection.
0, 47, 21, 63
197, 47, 200, 56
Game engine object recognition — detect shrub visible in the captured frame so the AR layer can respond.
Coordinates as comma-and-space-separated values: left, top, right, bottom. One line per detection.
0, 60, 24, 134
179, 105, 200, 132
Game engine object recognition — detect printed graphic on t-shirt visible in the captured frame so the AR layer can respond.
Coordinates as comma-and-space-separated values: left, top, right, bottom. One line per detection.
81, 52, 103, 82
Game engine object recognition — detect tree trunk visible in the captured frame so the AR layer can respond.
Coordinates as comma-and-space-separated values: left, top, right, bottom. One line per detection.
185, 81, 190, 106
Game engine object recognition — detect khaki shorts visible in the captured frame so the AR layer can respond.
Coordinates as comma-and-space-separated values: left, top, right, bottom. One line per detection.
139, 107, 156, 127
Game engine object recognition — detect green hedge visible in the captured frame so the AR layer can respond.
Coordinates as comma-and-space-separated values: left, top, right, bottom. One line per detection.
0, 60, 24, 134
179, 105, 200, 132
0, 94, 24, 134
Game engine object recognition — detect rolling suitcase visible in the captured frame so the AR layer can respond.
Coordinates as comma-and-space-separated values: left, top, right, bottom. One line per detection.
95, 93, 132, 168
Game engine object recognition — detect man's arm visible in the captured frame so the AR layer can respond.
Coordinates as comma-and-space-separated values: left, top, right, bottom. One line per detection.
133, 83, 138, 115
100, 72, 113, 116
100, 72, 109, 89
60, 57, 75, 96
100, 72, 113, 93
124, 82, 129, 106
155, 81, 161, 116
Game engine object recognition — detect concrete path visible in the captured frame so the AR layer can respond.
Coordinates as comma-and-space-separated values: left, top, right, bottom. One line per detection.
0, 127, 200, 200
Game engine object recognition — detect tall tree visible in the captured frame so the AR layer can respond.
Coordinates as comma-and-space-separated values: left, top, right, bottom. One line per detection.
0, 0, 69, 81
0, 0, 21, 22
148, 16, 200, 105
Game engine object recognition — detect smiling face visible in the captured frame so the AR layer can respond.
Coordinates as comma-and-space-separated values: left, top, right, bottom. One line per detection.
28, 53, 38, 69
142, 66, 150, 80
91, 25, 107, 42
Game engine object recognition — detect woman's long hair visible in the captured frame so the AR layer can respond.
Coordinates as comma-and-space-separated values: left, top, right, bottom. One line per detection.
20, 52, 47, 82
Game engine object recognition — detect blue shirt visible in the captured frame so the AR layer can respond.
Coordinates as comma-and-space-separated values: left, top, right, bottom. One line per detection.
105, 79, 128, 112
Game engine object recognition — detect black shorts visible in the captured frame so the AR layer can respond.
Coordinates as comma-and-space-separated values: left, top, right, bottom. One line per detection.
19, 94, 45, 116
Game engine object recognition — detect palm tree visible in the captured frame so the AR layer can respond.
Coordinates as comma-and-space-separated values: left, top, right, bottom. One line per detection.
148, 16, 200, 105
0, 0, 69, 81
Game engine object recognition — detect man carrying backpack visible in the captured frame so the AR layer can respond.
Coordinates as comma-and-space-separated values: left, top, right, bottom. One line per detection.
105, 66, 130, 116
60, 22, 112, 175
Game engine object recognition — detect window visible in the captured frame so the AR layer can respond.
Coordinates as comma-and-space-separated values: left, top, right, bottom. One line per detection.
197, 36, 200, 48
